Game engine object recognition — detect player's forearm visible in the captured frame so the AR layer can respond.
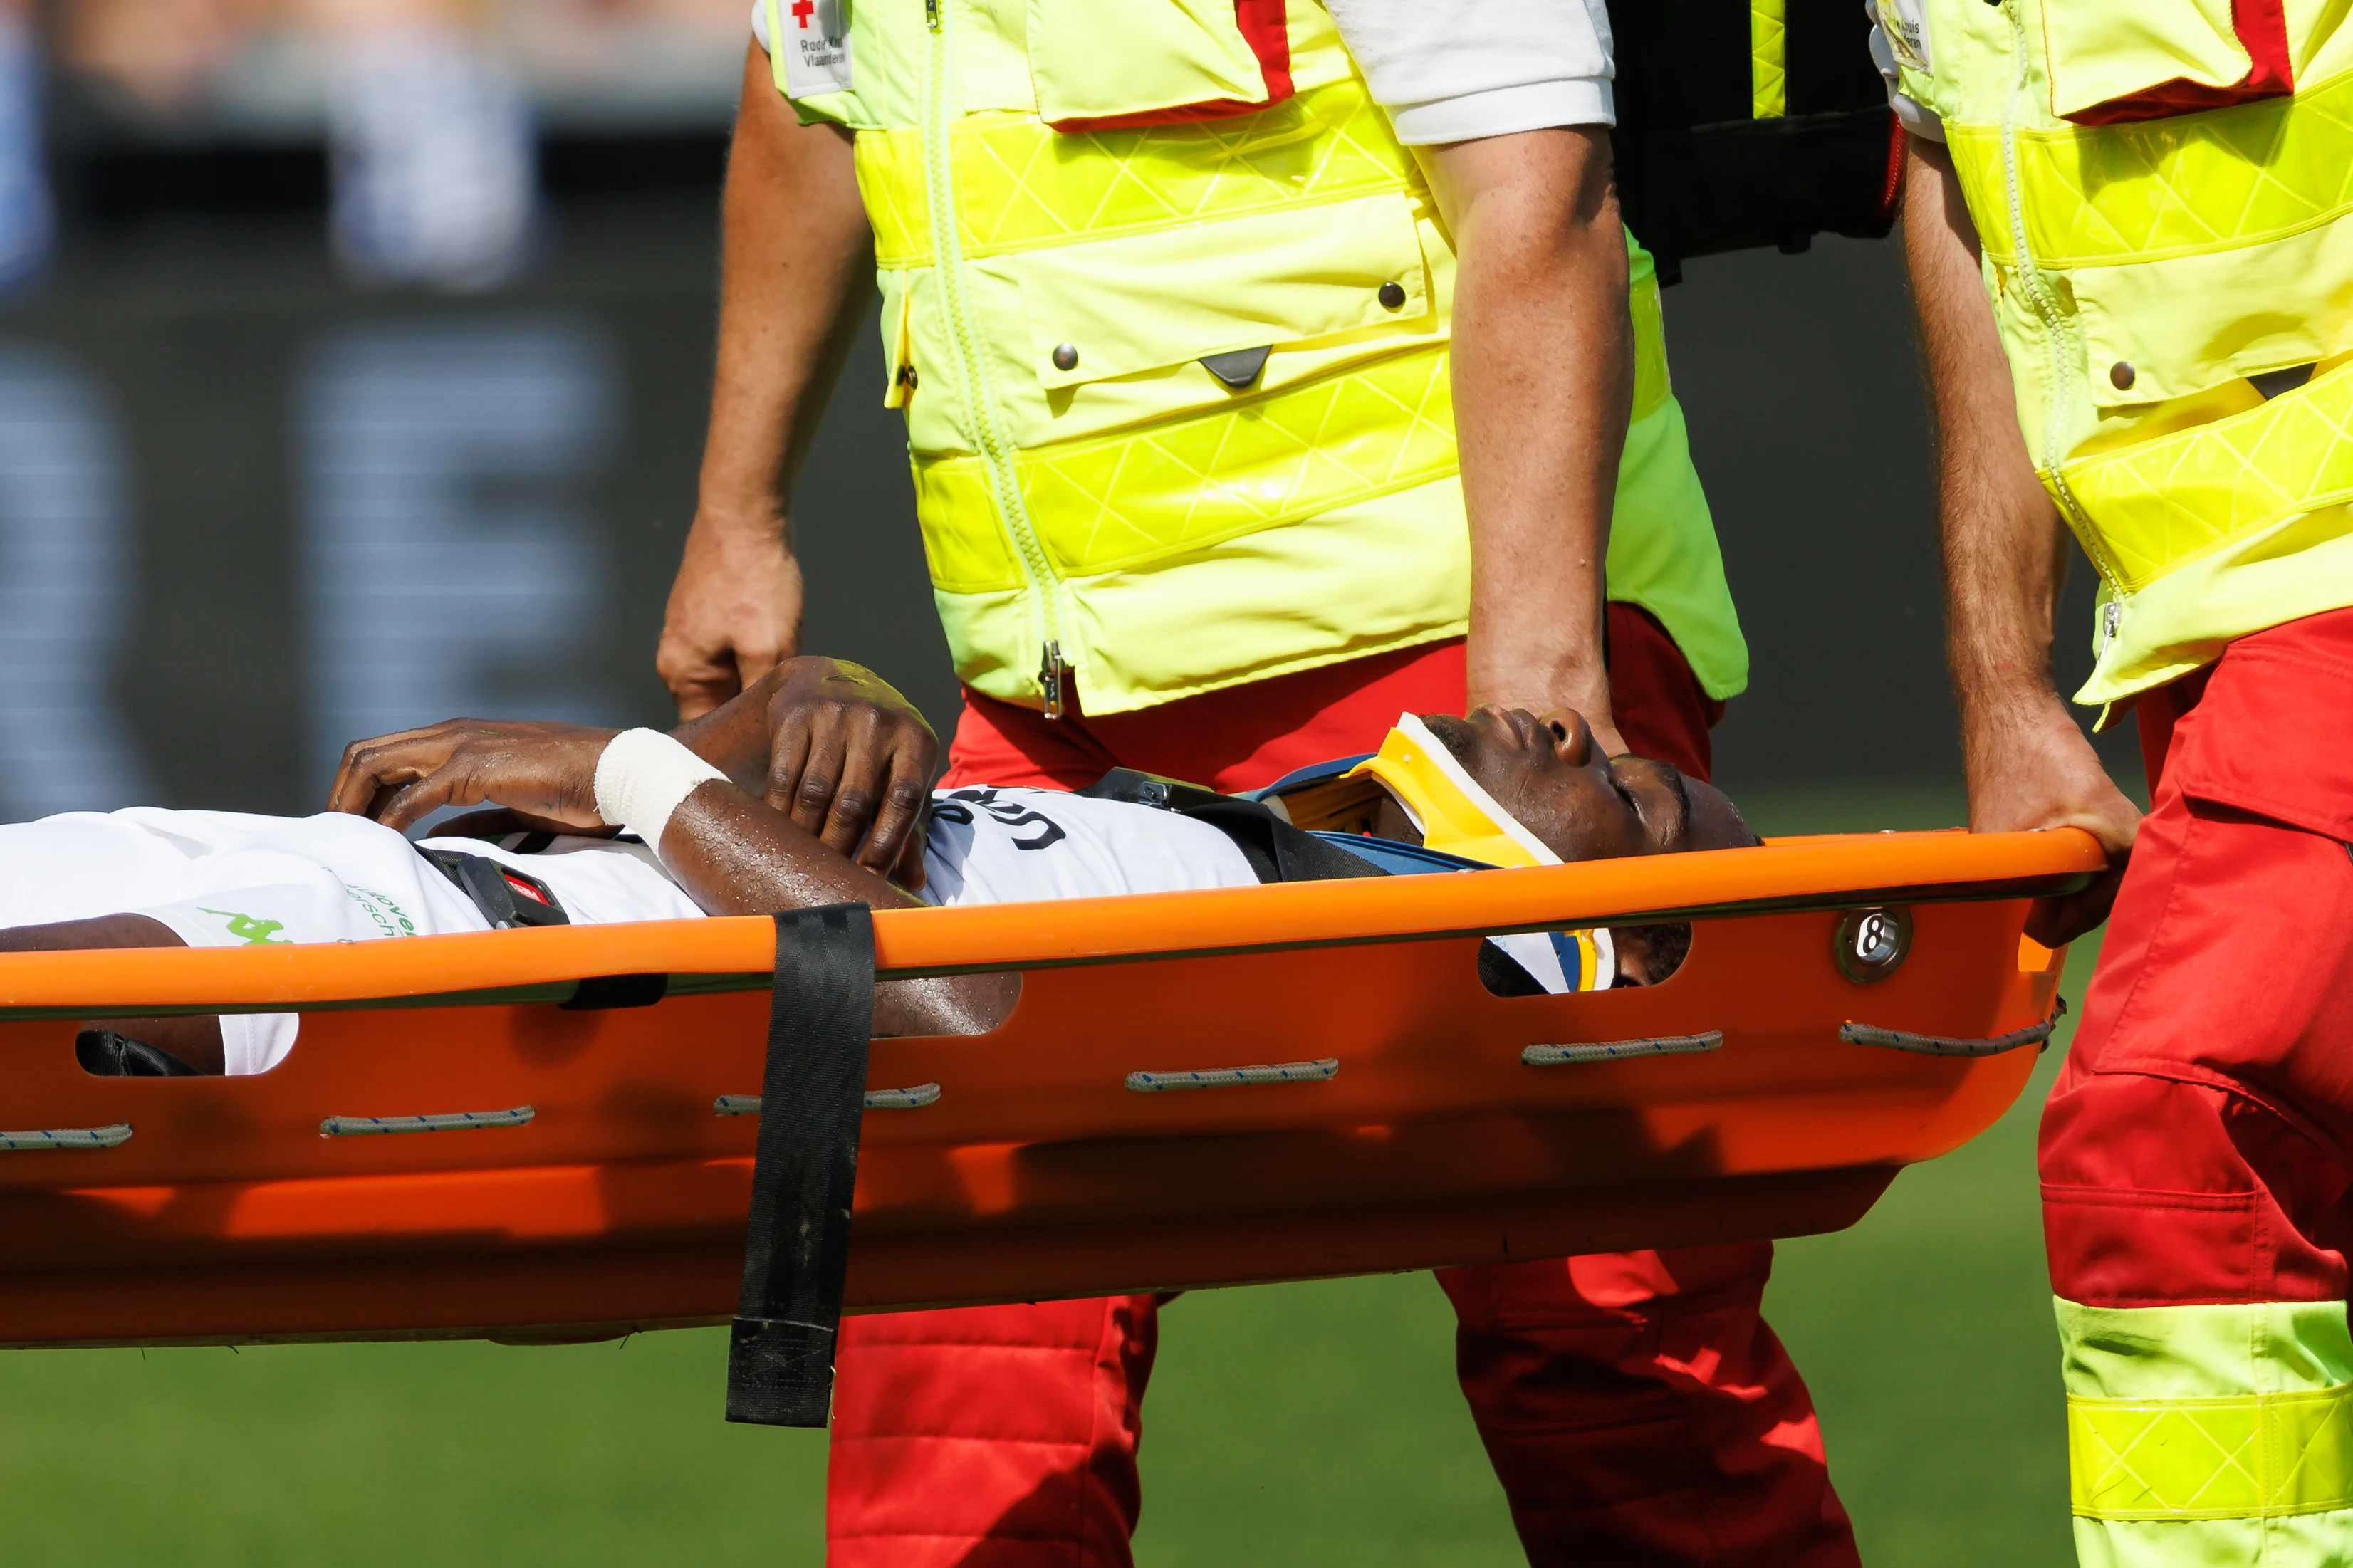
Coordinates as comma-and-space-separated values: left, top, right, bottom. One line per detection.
671, 666, 790, 793
658, 784, 1013, 1035
694, 45, 875, 545
1431, 128, 1631, 730
1904, 139, 2071, 732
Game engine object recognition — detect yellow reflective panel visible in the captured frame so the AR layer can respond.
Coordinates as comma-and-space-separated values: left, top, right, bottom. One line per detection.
856, 79, 1417, 268
1946, 68, 2353, 269
916, 345, 1454, 578
1753, 0, 1789, 119
2070, 1384, 2353, 1520
2053, 357, 2353, 590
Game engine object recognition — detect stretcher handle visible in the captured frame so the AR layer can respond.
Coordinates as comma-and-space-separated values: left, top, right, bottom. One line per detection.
1125, 1058, 1340, 1092
319, 1106, 536, 1136
0, 1123, 132, 1151
1840, 998, 2065, 1059
714, 1084, 941, 1115
1522, 1033, 1722, 1065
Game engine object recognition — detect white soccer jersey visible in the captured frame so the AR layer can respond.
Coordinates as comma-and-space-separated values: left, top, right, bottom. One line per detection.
0, 792, 1258, 1075
0, 789, 1594, 1075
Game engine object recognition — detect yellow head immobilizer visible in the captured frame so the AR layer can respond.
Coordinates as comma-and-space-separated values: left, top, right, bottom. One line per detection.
1345, 714, 1611, 991
1344, 714, 1561, 869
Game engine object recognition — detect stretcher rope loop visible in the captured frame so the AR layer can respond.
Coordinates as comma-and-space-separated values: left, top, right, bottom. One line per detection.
319, 1106, 536, 1137
1125, 1059, 1340, 1092
0, 1123, 132, 1151
1841, 999, 2065, 1058
714, 1084, 942, 1116
1522, 1033, 1723, 1066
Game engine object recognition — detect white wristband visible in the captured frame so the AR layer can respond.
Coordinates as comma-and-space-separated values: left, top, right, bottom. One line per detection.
593, 728, 727, 852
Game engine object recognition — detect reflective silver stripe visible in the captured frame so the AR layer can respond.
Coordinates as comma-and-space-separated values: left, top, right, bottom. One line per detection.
320, 1105, 536, 1136
1125, 1059, 1340, 1092
1523, 1032, 1723, 1066
714, 1084, 942, 1116
0, 1122, 132, 1151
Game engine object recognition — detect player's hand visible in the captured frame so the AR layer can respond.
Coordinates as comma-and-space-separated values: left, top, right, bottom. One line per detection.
1964, 695, 2141, 945
656, 514, 806, 721
761, 657, 937, 889
328, 720, 619, 835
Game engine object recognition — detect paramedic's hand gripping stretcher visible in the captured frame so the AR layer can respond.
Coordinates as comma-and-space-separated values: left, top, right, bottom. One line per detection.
0, 658, 2099, 1411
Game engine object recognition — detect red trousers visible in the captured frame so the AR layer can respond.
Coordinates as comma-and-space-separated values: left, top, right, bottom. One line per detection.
2042, 607, 2353, 1310
828, 607, 1858, 1567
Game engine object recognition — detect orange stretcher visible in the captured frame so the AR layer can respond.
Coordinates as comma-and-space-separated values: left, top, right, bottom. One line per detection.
0, 827, 2099, 1352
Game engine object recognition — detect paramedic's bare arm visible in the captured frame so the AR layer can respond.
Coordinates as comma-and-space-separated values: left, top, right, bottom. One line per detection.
328, 722, 1011, 1035
656, 43, 875, 721
1426, 128, 1632, 755
1906, 137, 2139, 941
673, 655, 937, 885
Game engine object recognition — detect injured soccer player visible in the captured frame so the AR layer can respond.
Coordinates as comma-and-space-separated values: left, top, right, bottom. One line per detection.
0, 657, 1758, 1077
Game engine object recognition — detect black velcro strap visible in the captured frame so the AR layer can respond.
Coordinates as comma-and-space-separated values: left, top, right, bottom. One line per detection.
726, 904, 877, 1428
415, 847, 571, 929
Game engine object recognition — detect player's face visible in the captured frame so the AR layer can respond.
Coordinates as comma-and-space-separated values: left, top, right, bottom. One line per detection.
1419, 706, 1753, 862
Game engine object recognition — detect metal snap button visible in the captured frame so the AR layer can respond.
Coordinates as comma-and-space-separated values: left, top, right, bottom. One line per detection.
1051, 343, 1079, 372
1377, 281, 1407, 310
2109, 360, 2136, 391
1834, 907, 1913, 984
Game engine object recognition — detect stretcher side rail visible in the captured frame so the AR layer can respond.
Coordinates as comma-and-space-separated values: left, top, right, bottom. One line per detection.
0, 830, 2102, 1020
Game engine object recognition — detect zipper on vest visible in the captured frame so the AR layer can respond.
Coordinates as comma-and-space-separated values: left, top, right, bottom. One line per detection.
1998, 0, 2129, 655
921, 0, 1070, 716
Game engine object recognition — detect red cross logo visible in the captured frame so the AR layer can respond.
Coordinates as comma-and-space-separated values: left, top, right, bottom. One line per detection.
790, 0, 813, 26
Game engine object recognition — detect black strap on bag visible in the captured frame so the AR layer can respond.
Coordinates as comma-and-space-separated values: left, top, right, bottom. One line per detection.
726, 903, 877, 1428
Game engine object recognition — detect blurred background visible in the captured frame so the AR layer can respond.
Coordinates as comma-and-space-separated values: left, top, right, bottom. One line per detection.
0, 11, 2137, 1562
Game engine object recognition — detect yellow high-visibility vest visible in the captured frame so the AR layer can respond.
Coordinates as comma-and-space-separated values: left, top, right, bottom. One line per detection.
770, 0, 1747, 717
1887, 0, 2353, 716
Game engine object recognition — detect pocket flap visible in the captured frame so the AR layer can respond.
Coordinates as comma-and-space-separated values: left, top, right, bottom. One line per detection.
2172, 639, 2353, 839
1028, 0, 1283, 127
1008, 194, 1431, 390
2038, 0, 2297, 123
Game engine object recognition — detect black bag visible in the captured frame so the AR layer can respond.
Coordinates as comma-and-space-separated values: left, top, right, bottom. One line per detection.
1606, 0, 1899, 283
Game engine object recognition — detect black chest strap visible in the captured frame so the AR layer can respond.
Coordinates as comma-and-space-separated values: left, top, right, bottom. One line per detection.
1075, 769, 1388, 886
414, 846, 571, 929
1079, 768, 1552, 995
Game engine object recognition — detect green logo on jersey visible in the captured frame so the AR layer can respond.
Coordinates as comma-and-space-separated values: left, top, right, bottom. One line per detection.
197, 909, 288, 945
342, 886, 417, 939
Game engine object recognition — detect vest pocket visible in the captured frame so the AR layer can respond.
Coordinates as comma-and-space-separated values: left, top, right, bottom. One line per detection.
1027, 0, 1290, 129
1001, 192, 1433, 396
2038, 0, 2292, 122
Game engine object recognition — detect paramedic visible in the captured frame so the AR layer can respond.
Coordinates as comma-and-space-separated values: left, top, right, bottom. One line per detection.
654, 1, 1845, 1563
656, 5, 1847, 1565
1883, 1, 2353, 1560
0, 663, 1748, 1067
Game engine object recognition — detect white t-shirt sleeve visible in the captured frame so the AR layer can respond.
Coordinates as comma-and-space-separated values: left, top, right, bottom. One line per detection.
758, 0, 1614, 139
1323, 0, 1616, 141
